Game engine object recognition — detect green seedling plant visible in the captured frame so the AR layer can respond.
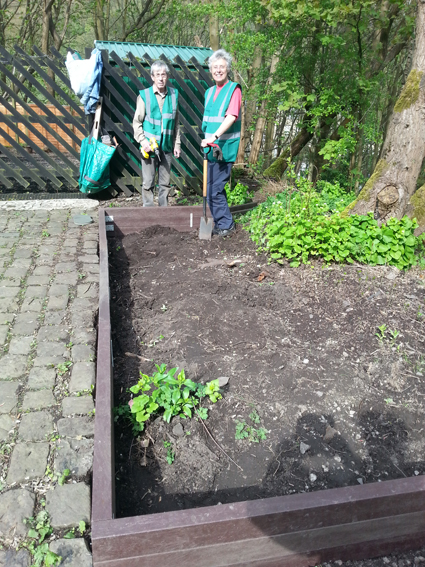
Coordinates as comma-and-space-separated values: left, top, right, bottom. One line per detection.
41, 230, 49, 238
376, 324, 387, 342
23, 511, 61, 566
58, 468, 70, 486
225, 182, 253, 206
235, 410, 267, 443
57, 361, 72, 375
163, 440, 175, 464
116, 364, 222, 435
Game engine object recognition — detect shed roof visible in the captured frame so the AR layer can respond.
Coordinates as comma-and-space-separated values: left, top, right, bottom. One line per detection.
94, 41, 212, 67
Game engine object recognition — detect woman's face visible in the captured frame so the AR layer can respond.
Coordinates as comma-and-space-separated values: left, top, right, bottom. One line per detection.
211, 58, 228, 85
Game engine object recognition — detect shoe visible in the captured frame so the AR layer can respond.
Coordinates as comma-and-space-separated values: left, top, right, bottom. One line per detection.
215, 222, 236, 237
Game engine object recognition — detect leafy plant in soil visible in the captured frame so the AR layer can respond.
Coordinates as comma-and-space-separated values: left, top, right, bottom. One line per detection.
22, 511, 61, 566
163, 441, 175, 464
235, 410, 267, 443
225, 182, 253, 206
115, 364, 222, 435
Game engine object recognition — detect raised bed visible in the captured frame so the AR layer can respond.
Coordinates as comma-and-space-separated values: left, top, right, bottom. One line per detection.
92, 207, 425, 567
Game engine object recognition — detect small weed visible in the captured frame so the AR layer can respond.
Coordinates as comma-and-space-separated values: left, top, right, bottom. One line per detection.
78, 272, 86, 279
78, 520, 86, 535
160, 304, 167, 312
57, 361, 72, 375
116, 246, 121, 251
147, 334, 164, 347
66, 341, 73, 349
163, 441, 175, 464
41, 230, 50, 238
376, 324, 387, 342
235, 410, 267, 443
23, 511, 61, 566
58, 468, 70, 486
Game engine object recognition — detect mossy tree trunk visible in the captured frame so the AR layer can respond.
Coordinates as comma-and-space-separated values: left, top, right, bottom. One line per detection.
347, 1, 425, 225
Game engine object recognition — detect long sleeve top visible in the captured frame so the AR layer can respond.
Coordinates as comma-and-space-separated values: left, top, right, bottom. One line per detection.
133, 86, 181, 151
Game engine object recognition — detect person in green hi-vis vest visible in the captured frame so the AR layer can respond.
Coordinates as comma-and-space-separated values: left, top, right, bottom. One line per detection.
201, 49, 242, 237
133, 60, 181, 206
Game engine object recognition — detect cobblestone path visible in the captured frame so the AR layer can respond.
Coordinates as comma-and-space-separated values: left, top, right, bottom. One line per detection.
0, 204, 98, 567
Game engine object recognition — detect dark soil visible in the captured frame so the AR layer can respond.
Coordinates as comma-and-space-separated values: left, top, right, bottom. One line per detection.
109, 225, 425, 521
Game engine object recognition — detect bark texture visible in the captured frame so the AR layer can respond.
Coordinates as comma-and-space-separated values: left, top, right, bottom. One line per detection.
347, 1, 425, 223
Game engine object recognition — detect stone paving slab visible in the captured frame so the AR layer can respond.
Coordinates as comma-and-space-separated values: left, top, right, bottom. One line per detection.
0, 297, 18, 312
0, 356, 27, 380
0, 325, 8, 345
9, 336, 33, 356
47, 295, 69, 311
22, 390, 56, 411
0, 548, 31, 566
0, 381, 20, 414
0, 489, 35, 539
49, 539, 92, 567
69, 362, 95, 392
27, 367, 56, 390
0, 313, 14, 325
46, 483, 91, 529
6, 443, 50, 484
37, 326, 69, 343
18, 411, 53, 441
57, 417, 94, 438
54, 439, 94, 476
71, 345, 95, 363
62, 396, 94, 416
0, 415, 15, 441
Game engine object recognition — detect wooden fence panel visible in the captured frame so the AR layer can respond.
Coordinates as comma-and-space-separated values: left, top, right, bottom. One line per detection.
0, 45, 211, 196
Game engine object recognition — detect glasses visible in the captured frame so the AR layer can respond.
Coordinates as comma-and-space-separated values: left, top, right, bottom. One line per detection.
153, 73, 167, 78
212, 65, 227, 71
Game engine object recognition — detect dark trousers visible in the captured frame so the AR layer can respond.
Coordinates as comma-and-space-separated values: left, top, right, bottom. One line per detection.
207, 161, 233, 230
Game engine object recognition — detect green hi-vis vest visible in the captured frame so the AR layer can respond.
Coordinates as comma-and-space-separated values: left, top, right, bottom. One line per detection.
202, 81, 241, 163
139, 86, 178, 153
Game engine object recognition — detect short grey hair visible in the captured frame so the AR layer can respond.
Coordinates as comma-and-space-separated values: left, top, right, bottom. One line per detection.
150, 60, 170, 76
208, 49, 232, 72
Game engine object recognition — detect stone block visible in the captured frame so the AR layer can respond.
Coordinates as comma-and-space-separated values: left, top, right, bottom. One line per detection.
0, 415, 15, 441
0, 287, 19, 298
71, 312, 94, 329
57, 417, 94, 438
37, 342, 67, 358
25, 286, 47, 299
0, 313, 14, 325
43, 312, 64, 325
49, 285, 69, 297
0, 381, 20, 414
0, 325, 8, 345
62, 396, 94, 416
2, 267, 28, 279
26, 275, 50, 286
49, 539, 92, 567
27, 367, 56, 390
0, 298, 18, 313
54, 439, 93, 476
55, 262, 76, 273
6, 443, 49, 484
37, 326, 69, 343
20, 298, 43, 313
54, 272, 78, 286
77, 284, 98, 299
0, 355, 27, 380
0, 278, 20, 287
22, 390, 56, 411
33, 266, 51, 276
0, 489, 35, 539
14, 249, 33, 259
0, 548, 31, 566
9, 337, 34, 356
78, 255, 98, 264
71, 345, 94, 363
69, 362, 95, 392
46, 483, 90, 529
71, 328, 96, 346
70, 298, 96, 312
19, 411, 53, 441
47, 295, 69, 311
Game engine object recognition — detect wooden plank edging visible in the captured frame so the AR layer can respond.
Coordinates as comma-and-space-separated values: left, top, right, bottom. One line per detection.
93, 207, 425, 566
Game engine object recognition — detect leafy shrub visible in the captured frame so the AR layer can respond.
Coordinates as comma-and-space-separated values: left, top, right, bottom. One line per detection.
115, 364, 221, 435
225, 182, 253, 206
241, 177, 425, 269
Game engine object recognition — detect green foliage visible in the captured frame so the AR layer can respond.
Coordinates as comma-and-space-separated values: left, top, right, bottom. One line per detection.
23, 511, 61, 567
163, 441, 175, 464
242, 176, 425, 269
57, 361, 72, 376
235, 410, 267, 443
225, 182, 253, 206
58, 469, 70, 486
115, 365, 222, 435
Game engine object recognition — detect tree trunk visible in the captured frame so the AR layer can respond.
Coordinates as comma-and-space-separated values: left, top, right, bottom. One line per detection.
264, 115, 275, 169
209, 11, 219, 50
249, 52, 279, 165
347, 1, 425, 225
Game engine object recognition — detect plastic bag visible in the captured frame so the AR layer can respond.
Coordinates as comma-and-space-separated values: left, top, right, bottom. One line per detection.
79, 136, 116, 194
66, 51, 97, 97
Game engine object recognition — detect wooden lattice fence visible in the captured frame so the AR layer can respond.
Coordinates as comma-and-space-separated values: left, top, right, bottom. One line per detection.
0, 45, 213, 197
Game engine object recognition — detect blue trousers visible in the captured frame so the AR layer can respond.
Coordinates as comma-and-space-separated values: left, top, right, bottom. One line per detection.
207, 161, 233, 230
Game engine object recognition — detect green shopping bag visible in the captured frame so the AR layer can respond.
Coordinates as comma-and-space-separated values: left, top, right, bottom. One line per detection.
79, 135, 116, 194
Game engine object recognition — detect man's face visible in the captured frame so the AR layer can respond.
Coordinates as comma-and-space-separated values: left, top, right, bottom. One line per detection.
151, 69, 168, 92
211, 59, 228, 85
